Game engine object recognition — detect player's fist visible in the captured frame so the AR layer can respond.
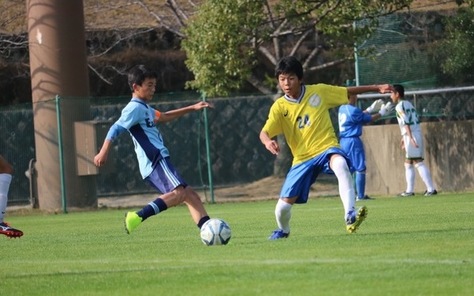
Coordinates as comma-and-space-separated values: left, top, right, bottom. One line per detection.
365, 99, 384, 113
378, 84, 393, 93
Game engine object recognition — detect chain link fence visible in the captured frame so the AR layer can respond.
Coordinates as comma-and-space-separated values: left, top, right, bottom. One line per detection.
1, 87, 474, 205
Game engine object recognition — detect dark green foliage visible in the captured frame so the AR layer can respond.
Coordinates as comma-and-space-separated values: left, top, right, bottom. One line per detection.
433, 7, 474, 85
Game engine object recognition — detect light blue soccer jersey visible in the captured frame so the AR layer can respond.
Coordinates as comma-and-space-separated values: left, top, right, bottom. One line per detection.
115, 98, 170, 179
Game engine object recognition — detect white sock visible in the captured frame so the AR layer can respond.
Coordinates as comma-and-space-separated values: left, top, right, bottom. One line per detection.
275, 199, 292, 233
415, 162, 435, 192
0, 173, 13, 222
331, 156, 355, 217
404, 163, 415, 193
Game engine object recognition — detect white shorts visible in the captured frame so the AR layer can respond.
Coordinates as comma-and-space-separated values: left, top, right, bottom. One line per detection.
403, 132, 424, 159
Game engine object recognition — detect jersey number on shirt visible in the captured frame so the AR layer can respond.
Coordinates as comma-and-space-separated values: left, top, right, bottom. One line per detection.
145, 117, 155, 128
399, 107, 420, 125
297, 114, 311, 129
338, 113, 347, 132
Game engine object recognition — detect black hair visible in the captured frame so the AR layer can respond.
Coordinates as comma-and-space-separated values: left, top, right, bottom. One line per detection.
275, 56, 303, 80
393, 84, 405, 97
127, 65, 158, 91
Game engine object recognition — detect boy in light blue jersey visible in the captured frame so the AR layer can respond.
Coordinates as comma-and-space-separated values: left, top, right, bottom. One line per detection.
260, 56, 393, 238
94, 65, 213, 235
338, 95, 393, 200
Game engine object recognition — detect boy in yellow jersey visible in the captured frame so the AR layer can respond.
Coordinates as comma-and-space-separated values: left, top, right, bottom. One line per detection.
260, 56, 392, 239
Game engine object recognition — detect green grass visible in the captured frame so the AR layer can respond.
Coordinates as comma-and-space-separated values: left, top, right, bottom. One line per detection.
2, 193, 473, 296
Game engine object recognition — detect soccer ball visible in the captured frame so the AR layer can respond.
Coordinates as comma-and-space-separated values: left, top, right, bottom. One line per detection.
200, 218, 231, 246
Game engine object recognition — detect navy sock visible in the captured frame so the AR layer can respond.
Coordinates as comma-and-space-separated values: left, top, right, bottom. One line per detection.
137, 198, 168, 221
197, 216, 210, 229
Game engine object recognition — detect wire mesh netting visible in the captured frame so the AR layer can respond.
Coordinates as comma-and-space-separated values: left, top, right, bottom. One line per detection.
1, 87, 473, 205
355, 12, 449, 88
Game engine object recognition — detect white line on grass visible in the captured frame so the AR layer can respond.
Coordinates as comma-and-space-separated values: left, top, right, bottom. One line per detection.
7, 257, 471, 278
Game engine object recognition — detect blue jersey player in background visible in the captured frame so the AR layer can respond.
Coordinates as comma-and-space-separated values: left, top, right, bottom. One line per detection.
338, 94, 393, 200
94, 65, 214, 236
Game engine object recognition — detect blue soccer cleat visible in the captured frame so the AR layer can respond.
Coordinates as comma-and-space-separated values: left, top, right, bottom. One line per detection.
268, 229, 290, 240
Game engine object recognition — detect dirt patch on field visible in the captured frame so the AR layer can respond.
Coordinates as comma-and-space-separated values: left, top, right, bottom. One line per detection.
209, 175, 339, 202
98, 175, 340, 208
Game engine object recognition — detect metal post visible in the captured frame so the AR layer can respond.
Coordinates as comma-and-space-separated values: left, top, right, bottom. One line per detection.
55, 96, 67, 213
201, 93, 215, 203
353, 21, 360, 86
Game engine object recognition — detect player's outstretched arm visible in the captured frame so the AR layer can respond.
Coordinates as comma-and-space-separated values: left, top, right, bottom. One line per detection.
378, 102, 395, 116
365, 99, 384, 114
348, 84, 393, 95
158, 101, 214, 123
94, 139, 112, 167
368, 101, 395, 122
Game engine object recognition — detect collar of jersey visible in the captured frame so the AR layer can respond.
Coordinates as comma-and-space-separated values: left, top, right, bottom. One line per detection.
283, 85, 305, 103
131, 98, 149, 108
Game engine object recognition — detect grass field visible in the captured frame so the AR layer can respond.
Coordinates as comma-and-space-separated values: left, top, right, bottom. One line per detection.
2, 193, 473, 296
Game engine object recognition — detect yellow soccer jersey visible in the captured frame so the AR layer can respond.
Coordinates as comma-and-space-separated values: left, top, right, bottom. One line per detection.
262, 84, 348, 165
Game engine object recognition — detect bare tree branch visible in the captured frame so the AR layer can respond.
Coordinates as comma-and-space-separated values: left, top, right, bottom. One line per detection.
307, 57, 349, 72
247, 73, 274, 94
257, 46, 277, 65
89, 28, 155, 58
166, 0, 190, 27
133, 0, 185, 37
88, 64, 113, 85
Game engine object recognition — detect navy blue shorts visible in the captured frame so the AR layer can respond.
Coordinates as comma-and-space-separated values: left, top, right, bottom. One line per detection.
144, 157, 187, 194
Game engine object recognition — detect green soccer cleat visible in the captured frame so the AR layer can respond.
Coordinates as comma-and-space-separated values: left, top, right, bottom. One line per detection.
124, 212, 142, 234
346, 206, 368, 234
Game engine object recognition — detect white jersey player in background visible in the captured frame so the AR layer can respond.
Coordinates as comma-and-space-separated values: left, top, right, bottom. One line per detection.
390, 84, 437, 196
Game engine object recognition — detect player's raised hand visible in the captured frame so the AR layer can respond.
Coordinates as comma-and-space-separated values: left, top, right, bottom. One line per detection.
379, 102, 394, 116
365, 99, 384, 113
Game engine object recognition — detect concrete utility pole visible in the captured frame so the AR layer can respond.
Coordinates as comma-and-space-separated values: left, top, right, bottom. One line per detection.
27, 0, 96, 211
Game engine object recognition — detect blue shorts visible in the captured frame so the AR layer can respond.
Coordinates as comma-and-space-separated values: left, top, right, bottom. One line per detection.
339, 137, 366, 173
280, 147, 351, 204
144, 157, 187, 194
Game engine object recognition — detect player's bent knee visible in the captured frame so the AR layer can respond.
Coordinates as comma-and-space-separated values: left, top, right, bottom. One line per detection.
331, 155, 349, 171
172, 186, 188, 204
